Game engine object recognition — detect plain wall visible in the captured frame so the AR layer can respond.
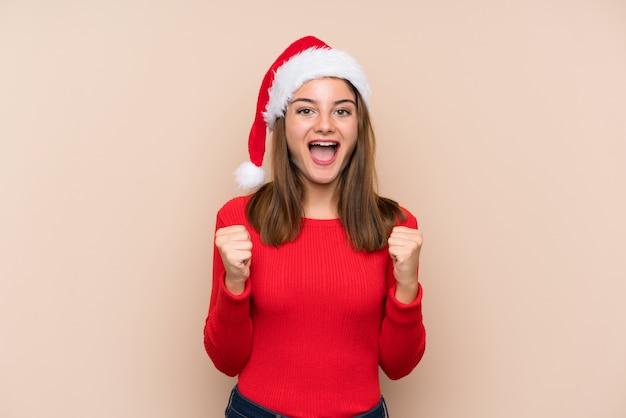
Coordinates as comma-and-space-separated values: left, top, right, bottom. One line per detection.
1, 1, 625, 417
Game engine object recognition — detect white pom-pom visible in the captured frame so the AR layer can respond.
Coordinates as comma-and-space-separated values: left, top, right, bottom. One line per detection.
234, 161, 266, 189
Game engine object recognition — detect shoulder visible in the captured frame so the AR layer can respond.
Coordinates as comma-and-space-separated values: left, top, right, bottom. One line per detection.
216, 195, 253, 225
219, 195, 252, 212
377, 195, 420, 229
397, 205, 419, 229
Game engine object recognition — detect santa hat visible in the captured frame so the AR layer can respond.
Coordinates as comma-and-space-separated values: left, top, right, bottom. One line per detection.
234, 36, 371, 189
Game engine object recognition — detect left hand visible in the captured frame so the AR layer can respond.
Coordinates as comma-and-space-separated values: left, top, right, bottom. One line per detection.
388, 226, 423, 303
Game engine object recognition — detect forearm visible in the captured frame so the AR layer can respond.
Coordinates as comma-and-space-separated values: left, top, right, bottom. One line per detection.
394, 277, 419, 304
379, 284, 426, 380
225, 274, 247, 295
204, 275, 253, 376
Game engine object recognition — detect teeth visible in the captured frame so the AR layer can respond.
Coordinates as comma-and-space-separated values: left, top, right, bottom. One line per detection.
310, 141, 336, 147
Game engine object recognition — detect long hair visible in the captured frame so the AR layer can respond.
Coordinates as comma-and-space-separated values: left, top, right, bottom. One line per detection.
246, 80, 405, 252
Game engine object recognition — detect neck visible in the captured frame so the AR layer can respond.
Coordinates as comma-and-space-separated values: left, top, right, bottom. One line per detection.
302, 182, 338, 219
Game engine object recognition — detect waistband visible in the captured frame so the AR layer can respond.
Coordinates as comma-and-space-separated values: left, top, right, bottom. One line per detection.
225, 386, 389, 418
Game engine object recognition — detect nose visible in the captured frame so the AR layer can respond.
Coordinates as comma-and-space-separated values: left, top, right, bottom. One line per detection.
314, 112, 335, 134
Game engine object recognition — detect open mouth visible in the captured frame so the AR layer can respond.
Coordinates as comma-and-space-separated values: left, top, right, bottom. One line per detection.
308, 141, 339, 164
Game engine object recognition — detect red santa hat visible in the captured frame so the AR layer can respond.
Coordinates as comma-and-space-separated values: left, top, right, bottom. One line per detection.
234, 35, 371, 189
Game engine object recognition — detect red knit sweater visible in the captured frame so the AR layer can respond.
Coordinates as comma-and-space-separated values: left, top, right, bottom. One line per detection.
204, 196, 426, 418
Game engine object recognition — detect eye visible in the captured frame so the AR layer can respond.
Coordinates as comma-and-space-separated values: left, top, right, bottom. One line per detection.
335, 108, 352, 116
296, 108, 314, 115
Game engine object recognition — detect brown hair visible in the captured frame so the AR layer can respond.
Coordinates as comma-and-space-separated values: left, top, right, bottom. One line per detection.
246, 81, 405, 252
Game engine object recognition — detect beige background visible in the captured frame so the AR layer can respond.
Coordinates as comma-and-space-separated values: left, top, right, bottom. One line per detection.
1, 0, 625, 417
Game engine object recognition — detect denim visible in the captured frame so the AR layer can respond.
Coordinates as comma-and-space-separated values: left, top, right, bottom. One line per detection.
225, 386, 389, 418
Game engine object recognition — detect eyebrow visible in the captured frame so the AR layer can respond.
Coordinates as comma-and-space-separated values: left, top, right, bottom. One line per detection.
290, 98, 357, 106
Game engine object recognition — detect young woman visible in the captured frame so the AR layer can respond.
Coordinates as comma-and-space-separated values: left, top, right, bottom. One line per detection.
204, 36, 426, 418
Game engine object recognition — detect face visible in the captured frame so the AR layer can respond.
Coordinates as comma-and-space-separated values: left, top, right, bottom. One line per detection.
284, 77, 358, 190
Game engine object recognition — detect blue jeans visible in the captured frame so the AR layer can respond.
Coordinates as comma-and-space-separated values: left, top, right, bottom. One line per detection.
225, 386, 389, 417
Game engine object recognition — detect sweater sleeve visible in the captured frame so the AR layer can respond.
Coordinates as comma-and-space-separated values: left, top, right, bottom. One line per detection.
203, 202, 253, 377
378, 208, 426, 380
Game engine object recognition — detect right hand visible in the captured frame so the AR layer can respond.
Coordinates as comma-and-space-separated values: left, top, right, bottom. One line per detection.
215, 225, 252, 295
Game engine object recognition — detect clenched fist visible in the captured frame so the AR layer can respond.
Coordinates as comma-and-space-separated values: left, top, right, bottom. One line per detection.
388, 226, 423, 304
215, 225, 252, 295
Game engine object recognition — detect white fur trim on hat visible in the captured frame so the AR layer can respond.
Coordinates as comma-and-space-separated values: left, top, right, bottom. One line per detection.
262, 47, 370, 130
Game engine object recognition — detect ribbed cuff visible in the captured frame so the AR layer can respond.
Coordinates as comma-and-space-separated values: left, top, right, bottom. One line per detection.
385, 283, 423, 325
214, 276, 252, 325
